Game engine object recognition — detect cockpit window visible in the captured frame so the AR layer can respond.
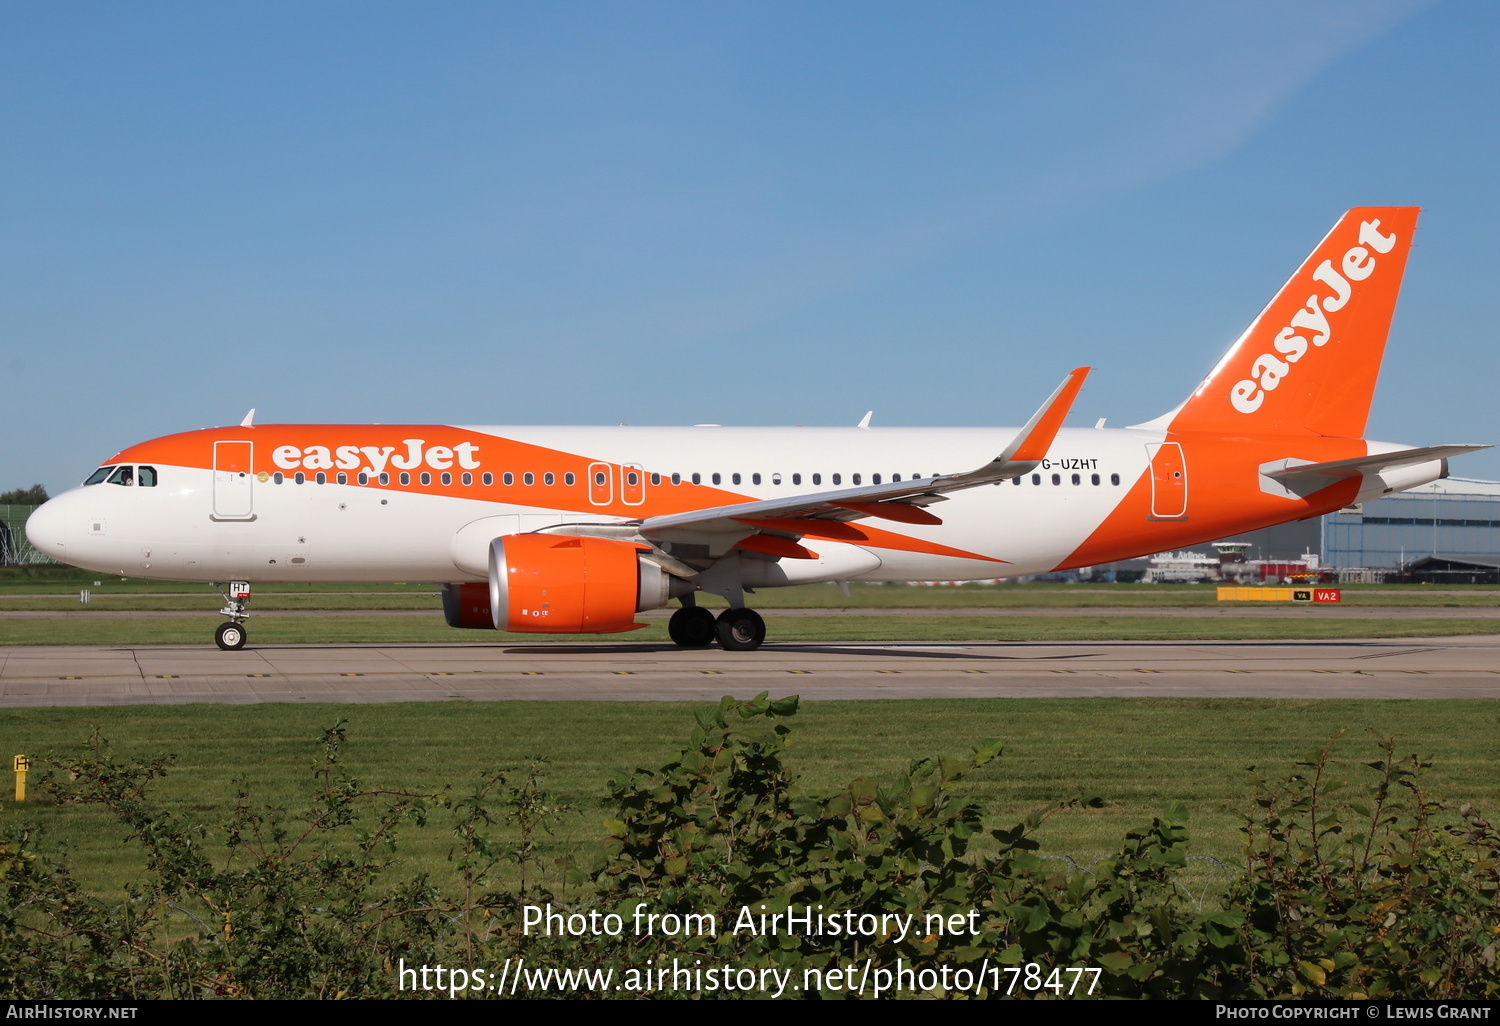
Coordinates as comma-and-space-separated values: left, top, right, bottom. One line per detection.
138, 466, 157, 487
106, 466, 135, 486
84, 466, 114, 486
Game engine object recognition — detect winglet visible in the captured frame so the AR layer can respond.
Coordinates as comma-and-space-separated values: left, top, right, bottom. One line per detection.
240, 408, 256, 428
998, 367, 1089, 463
857, 411, 873, 429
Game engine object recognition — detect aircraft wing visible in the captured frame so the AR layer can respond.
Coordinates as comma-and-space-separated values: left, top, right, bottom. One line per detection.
631, 368, 1089, 539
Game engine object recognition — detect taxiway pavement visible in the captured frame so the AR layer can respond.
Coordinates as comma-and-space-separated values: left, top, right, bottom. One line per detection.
2, 635, 1497, 705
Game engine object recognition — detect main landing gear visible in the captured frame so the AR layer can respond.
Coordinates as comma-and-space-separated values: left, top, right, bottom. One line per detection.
214, 580, 251, 651
715, 608, 766, 652
667, 604, 767, 651
667, 606, 716, 647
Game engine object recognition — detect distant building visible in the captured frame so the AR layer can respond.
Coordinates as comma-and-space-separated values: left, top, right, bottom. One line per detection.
1323, 477, 1500, 574
1083, 477, 1500, 584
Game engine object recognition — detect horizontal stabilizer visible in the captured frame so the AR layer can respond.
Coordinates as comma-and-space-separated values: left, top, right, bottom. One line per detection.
1263, 444, 1491, 481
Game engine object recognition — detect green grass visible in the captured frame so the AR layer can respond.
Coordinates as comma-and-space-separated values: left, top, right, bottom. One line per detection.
4, 699, 1497, 902
4, 613, 1499, 646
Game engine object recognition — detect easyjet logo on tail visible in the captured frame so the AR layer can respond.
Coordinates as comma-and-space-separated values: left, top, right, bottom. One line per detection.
1230, 220, 1404, 417
1229, 219, 1399, 415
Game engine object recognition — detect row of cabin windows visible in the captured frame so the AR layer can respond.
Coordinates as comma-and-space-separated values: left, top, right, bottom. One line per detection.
263, 468, 1125, 488
262, 470, 951, 488
84, 463, 1123, 493
84, 465, 158, 487
271, 470, 546, 487
671, 472, 939, 487
1014, 472, 1122, 486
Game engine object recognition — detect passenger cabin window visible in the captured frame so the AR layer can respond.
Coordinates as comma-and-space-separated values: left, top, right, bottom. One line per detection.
1110, 473, 1121, 486
565, 472, 577, 485
1071, 473, 1080, 485
524, 473, 535, 485
482, 473, 494, 485
357, 473, 369, 485
274, 472, 286, 484
106, 466, 134, 486
671, 473, 681, 485
294, 472, 306, 484
832, 473, 841, 485
543, 472, 554, 485
731, 473, 741, 485
692, 473, 701, 485
793, 473, 801, 485
503, 473, 514, 485
650, 473, 661, 486
853, 473, 862, 485
462, 472, 473, 485
85, 466, 114, 486
811, 473, 821, 485
420, 472, 431, 486
712, 473, 721, 485
379, 473, 390, 485
337, 472, 348, 485
1091, 473, 1100, 485
315, 472, 326, 485
441, 472, 453, 485
400, 473, 411, 485
1031, 474, 1041, 485
752, 473, 761, 485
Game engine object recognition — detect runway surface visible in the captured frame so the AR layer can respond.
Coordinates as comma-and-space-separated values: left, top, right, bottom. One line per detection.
2, 635, 1498, 705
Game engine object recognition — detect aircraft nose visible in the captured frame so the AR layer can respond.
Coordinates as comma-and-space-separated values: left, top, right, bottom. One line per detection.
25, 498, 69, 559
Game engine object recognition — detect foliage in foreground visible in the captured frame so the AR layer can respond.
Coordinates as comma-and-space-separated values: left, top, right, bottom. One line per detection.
1, 696, 1496, 999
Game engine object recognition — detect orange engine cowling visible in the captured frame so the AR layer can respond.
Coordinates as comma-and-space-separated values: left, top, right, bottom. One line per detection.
488, 534, 684, 634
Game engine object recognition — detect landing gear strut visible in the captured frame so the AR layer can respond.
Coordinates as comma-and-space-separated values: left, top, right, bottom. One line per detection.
668, 605, 717, 648
715, 608, 766, 652
214, 580, 251, 651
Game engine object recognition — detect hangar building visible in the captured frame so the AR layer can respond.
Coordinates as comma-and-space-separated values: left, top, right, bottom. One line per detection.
1322, 477, 1500, 580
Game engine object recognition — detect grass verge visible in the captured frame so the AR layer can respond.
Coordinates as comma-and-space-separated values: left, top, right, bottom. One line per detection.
4, 698, 1497, 902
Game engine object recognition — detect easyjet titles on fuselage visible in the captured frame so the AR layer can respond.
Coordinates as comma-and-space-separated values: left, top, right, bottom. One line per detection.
271, 439, 483, 476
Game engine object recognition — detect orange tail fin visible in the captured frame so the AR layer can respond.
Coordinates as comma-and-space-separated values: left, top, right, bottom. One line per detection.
1162, 206, 1419, 439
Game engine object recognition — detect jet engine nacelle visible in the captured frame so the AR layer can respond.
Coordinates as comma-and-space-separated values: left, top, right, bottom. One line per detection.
488, 534, 688, 634
441, 582, 494, 629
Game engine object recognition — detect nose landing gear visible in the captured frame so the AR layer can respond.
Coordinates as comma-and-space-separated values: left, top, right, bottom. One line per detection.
215, 621, 247, 651
214, 580, 251, 650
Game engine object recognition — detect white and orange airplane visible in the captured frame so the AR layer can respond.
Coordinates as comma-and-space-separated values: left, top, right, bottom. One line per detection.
26, 207, 1488, 651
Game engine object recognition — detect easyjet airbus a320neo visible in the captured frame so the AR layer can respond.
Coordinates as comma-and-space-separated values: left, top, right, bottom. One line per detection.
26, 207, 1489, 651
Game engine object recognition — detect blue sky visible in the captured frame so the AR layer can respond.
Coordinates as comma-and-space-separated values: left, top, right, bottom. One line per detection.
4, 0, 1497, 493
